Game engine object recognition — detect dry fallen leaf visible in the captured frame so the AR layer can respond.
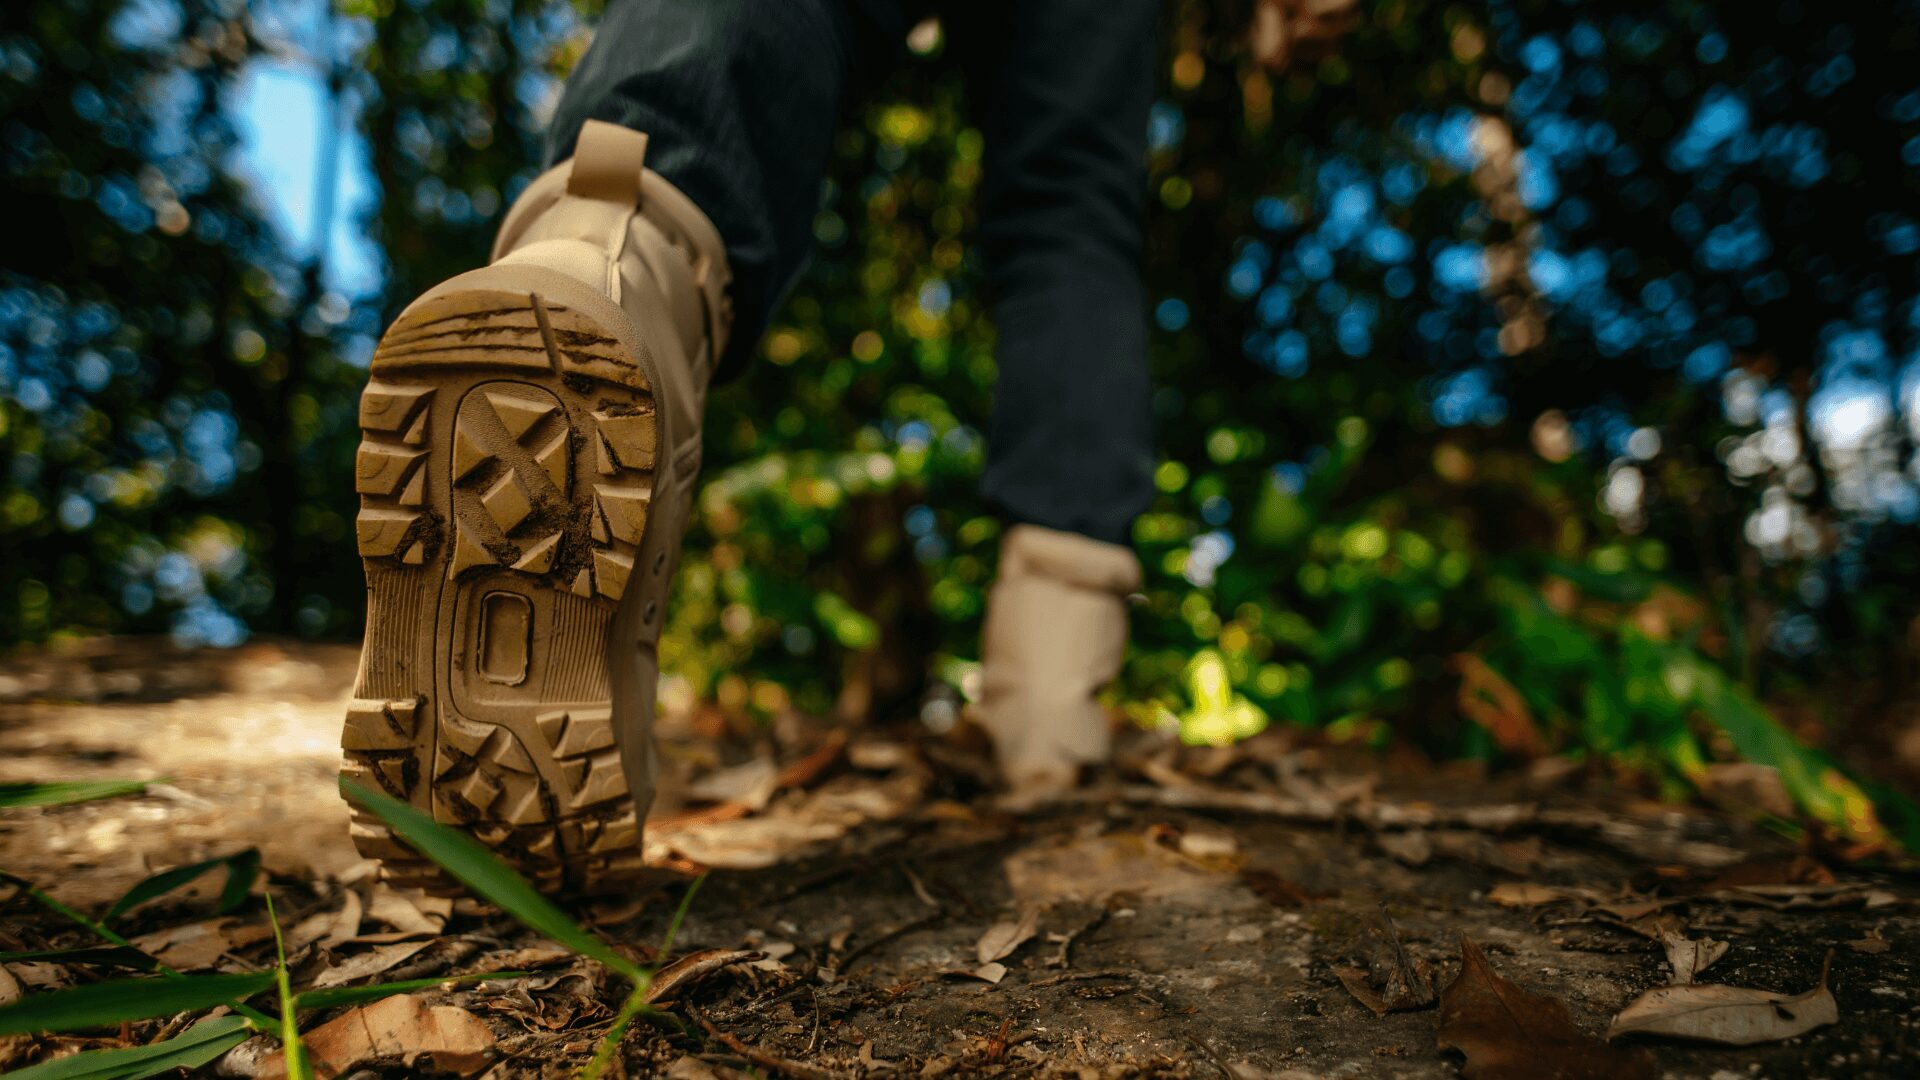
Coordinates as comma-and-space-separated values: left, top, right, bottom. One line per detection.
1713, 883, 1897, 911
0, 963, 21, 1008
309, 940, 433, 988
1177, 828, 1242, 863
846, 737, 912, 771
687, 755, 781, 811
645, 948, 763, 1005
662, 813, 843, 869
975, 906, 1042, 966
3, 962, 67, 991
130, 917, 269, 970
1240, 868, 1331, 908
1592, 897, 1687, 922
476, 969, 602, 1031
747, 939, 797, 972
286, 889, 362, 954
666, 1055, 754, 1080
941, 961, 1008, 984
1608, 954, 1839, 1045
1377, 830, 1434, 866
356, 883, 452, 940
1847, 932, 1890, 955
1454, 653, 1546, 759
1485, 883, 1575, 908
657, 772, 923, 869
468, 945, 574, 974
261, 993, 495, 1078
1428, 832, 1541, 875
1437, 936, 1655, 1080
1657, 930, 1728, 985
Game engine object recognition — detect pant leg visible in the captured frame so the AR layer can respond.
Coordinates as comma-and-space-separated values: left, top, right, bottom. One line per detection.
547, 0, 911, 376
948, 1, 1160, 547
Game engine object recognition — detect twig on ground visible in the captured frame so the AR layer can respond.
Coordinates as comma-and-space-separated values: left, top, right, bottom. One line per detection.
765, 863, 864, 905
1047, 908, 1109, 969
896, 863, 939, 908
1028, 968, 1132, 989
806, 985, 821, 1056
688, 1004, 848, 1080
1185, 1034, 1234, 1079
384, 938, 484, 984
1067, 785, 1747, 866
832, 910, 943, 975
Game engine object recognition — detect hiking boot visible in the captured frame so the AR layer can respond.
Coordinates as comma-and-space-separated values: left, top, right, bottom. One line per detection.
976, 525, 1142, 795
339, 121, 729, 892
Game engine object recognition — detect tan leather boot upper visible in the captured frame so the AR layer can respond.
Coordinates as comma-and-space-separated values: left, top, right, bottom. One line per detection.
493, 122, 732, 449
501, 123, 731, 815
977, 525, 1142, 794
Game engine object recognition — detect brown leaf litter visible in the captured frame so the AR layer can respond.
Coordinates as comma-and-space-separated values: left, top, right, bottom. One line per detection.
255, 994, 495, 1078
1436, 936, 1656, 1080
2, 640, 1914, 1079
1608, 953, 1841, 1046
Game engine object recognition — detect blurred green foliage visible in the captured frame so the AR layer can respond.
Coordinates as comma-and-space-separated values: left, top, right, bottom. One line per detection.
5, 0, 1919, 848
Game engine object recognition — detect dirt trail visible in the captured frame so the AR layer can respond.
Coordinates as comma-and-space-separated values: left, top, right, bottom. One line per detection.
1, 640, 1915, 1078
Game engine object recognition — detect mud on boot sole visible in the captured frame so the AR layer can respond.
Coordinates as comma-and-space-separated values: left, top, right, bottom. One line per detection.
342, 265, 658, 894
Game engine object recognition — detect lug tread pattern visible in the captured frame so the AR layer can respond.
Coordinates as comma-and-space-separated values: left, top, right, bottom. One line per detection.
343, 285, 665, 894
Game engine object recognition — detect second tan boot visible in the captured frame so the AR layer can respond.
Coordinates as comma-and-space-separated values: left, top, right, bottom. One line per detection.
976, 525, 1142, 794
340, 121, 728, 892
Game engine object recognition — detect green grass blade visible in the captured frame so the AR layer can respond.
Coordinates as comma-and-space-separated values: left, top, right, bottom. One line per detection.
581, 875, 707, 1080
0, 972, 274, 1035
339, 779, 643, 980
580, 986, 650, 1080
0, 1015, 253, 1079
0, 947, 158, 972
266, 895, 310, 1080
291, 970, 529, 1010
0, 873, 147, 959
659, 873, 707, 956
0, 781, 150, 810
0, 872, 283, 1036
105, 850, 260, 923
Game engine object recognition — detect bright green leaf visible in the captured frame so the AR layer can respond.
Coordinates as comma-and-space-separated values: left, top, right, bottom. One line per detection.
105, 850, 260, 923
0, 947, 158, 972
0, 972, 274, 1035
0, 781, 149, 809
1, 1015, 252, 1079
290, 970, 528, 1011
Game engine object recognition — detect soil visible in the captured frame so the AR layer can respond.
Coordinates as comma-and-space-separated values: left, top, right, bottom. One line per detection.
1, 639, 1915, 1079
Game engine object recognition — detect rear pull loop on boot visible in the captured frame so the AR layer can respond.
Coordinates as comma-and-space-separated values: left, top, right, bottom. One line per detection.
566, 121, 649, 204
977, 525, 1142, 796
566, 121, 646, 304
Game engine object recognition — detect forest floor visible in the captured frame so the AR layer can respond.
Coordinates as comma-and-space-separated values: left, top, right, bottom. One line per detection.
0, 639, 1915, 1079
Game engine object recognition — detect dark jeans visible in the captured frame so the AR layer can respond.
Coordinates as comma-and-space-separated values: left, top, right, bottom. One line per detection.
547, 0, 1158, 546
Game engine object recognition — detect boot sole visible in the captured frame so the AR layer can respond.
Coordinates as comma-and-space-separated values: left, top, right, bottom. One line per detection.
342, 263, 659, 893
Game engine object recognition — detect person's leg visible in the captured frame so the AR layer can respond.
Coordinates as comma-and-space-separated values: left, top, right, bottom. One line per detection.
545, 0, 913, 376
950, 0, 1160, 791
952, 0, 1159, 545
